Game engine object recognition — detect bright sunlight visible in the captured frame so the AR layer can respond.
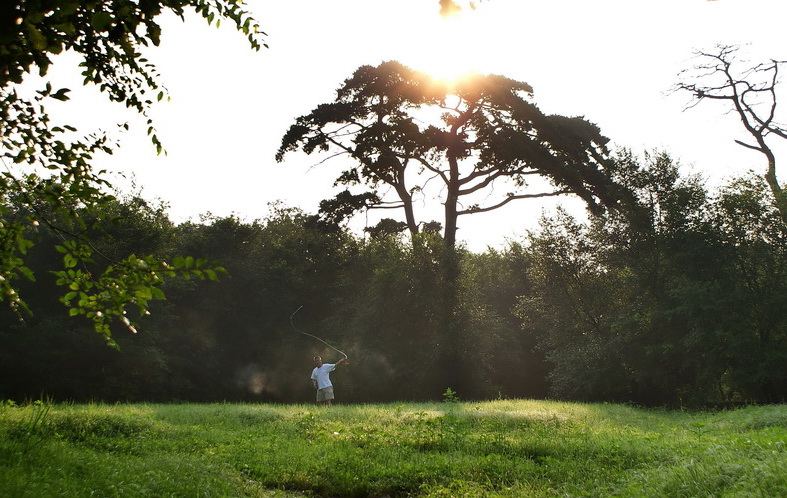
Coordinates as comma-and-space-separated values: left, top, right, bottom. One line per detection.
399, 1, 492, 83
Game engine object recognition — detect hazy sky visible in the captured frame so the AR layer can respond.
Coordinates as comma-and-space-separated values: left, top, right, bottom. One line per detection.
32, 0, 787, 251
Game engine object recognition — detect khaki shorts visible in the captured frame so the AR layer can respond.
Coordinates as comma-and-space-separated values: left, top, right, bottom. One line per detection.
316, 386, 335, 402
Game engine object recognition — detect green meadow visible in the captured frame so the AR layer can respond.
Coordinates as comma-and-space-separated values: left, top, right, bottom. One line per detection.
1, 400, 785, 497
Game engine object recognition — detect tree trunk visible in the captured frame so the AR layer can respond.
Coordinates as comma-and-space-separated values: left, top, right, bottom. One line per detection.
395, 182, 420, 236
763, 154, 787, 225
435, 247, 469, 397
443, 154, 460, 248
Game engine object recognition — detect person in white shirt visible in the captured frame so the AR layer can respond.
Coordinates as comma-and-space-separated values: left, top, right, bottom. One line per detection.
310, 355, 348, 406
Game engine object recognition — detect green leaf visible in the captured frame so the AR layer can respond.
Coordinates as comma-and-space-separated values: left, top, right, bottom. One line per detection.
52, 88, 71, 101
56, 21, 77, 36
58, 2, 80, 16
135, 288, 152, 300
26, 23, 48, 51
18, 267, 35, 281
91, 12, 113, 31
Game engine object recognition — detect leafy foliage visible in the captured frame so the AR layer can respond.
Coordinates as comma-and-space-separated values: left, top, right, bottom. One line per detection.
1, 153, 786, 404
520, 151, 787, 405
0, 0, 265, 342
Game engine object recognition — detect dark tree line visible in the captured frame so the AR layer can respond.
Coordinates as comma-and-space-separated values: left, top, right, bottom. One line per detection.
520, 151, 787, 405
2, 150, 786, 406
4, 0, 782, 408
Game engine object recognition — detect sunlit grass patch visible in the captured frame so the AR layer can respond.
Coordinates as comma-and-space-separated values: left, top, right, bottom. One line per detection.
1, 400, 785, 497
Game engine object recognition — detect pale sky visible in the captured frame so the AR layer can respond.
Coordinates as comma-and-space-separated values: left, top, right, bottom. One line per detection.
29, 0, 787, 251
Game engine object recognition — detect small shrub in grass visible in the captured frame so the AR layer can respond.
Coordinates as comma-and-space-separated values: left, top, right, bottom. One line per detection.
442, 387, 460, 403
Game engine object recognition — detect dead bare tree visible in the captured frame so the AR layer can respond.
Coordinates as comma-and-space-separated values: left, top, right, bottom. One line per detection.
675, 45, 787, 222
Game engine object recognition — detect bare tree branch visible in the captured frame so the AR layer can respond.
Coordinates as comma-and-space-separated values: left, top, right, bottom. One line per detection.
734, 139, 762, 152
458, 190, 571, 216
675, 44, 787, 223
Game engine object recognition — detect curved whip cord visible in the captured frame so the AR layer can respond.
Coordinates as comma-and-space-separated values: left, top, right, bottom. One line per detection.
290, 306, 348, 360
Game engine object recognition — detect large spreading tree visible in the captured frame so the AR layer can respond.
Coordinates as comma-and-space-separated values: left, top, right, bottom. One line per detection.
277, 61, 630, 397
277, 61, 625, 248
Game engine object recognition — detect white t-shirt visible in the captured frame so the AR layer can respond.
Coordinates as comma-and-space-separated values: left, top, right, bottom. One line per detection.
311, 364, 336, 389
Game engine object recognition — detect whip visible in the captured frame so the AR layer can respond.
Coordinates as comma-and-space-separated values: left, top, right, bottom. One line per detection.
290, 306, 349, 362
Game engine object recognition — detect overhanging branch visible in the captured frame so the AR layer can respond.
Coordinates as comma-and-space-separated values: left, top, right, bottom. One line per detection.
457, 190, 570, 216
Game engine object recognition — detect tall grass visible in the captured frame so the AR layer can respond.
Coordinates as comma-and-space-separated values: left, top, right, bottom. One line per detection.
1, 399, 785, 496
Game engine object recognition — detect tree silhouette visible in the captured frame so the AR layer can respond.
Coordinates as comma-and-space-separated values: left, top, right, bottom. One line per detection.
676, 45, 787, 223
277, 61, 624, 248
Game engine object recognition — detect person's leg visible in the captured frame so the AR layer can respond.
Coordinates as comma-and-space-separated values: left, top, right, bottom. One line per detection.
323, 386, 335, 406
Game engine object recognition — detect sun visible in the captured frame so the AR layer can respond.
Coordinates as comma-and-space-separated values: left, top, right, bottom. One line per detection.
398, 1, 491, 84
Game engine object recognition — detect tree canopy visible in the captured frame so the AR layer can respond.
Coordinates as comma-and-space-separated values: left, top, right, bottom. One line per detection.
277, 61, 626, 247
0, 0, 265, 345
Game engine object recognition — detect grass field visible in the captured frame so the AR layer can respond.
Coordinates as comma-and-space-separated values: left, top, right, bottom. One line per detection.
1, 399, 785, 497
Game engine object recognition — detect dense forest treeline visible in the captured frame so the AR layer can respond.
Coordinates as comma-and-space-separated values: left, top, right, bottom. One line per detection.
2, 151, 786, 406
